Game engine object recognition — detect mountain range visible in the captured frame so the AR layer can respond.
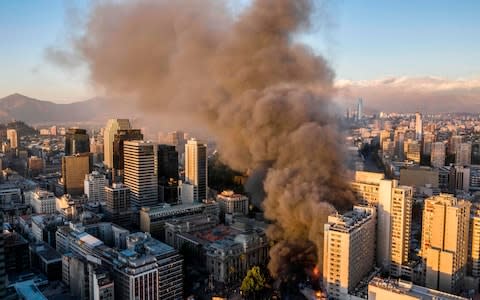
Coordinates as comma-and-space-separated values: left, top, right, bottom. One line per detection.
0, 93, 110, 124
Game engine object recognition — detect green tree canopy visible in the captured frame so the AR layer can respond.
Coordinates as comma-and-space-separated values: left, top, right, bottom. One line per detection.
240, 266, 266, 295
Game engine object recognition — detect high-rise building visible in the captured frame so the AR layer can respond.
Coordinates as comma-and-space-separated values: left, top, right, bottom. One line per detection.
166, 131, 186, 155
415, 112, 423, 141
423, 132, 435, 156
449, 135, 463, 155
421, 194, 471, 293
185, 139, 208, 202
65, 128, 90, 156
31, 190, 56, 214
103, 119, 131, 169
379, 130, 391, 147
157, 144, 179, 204
406, 140, 421, 164
84, 171, 107, 202
352, 172, 413, 274
469, 204, 480, 278
389, 185, 413, 277
104, 183, 131, 227
471, 141, 480, 165
112, 129, 143, 173
123, 140, 158, 208
394, 129, 406, 160
62, 154, 91, 195
456, 142, 472, 166
357, 98, 363, 121
6, 129, 18, 149
323, 206, 376, 299
431, 142, 446, 168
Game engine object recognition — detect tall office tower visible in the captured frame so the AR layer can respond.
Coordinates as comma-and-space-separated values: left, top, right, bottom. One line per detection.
323, 206, 376, 299
103, 119, 131, 168
456, 142, 472, 166
421, 194, 471, 293
65, 128, 90, 156
0, 213, 5, 299
104, 183, 131, 227
167, 131, 186, 154
112, 129, 144, 173
449, 135, 463, 155
406, 140, 421, 163
84, 171, 107, 202
6, 129, 18, 149
394, 129, 406, 160
382, 139, 395, 158
123, 140, 158, 208
415, 112, 423, 141
423, 132, 435, 156
469, 204, 480, 278
157, 145, 179, 204
351, 171, 413, 273
357, 97, 363, 121
472, 142, 480, 165
388, 185, 413, 277
185, 139, 208, 202
431, 142, 446, 168
62, 154, 91, 195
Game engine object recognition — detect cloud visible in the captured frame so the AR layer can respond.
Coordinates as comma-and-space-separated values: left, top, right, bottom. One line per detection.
335, 76, 480, 113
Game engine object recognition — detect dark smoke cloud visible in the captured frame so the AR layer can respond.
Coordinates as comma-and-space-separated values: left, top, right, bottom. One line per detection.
61, 0, 355, 278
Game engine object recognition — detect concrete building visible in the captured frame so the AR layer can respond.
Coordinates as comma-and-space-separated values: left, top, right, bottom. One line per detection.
421, 194, 471, 293
104, 183, 131, 227
140, 202, 219, 240
206, 229, 268, 285
112, 129, 143, 175
406, 140, 421, 163
423, 132, 435, 156
62, 154, 91, 196
123, 140, 158, 209
31, 190, 56, 214
368, 277, 469, 300
84, 171, 107, 202
415, 112, 423, 141
185, 139, 208, 202
6, 129, 18, 149
351, 172, 414, 273
125, 232, 183, 299
65, 128, 89, 156
216, 190, 249, 219
456, 142, 472, 166
431, 142, 446, 168
469, 204, 480, 279
103, 119, 131, 169
157, 144, 179, 204
323, 206, 376, 300
399, 166, 439, 189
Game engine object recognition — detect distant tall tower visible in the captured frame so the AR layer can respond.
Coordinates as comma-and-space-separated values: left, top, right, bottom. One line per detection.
65, 128, 90, 155
421, 194, 471, 294
357, 98, 363, 121
123, 140, 158, 208
185, 139, 208, 202
415, 112, 423, 141
6, 129, 18, 149
103, 119, 131, 169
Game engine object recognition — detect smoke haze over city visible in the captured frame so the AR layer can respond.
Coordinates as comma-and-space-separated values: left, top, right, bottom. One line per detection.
49, 0, 357, 278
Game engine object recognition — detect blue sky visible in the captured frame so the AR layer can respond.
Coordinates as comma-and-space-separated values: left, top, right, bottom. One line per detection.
1, 0, 479, 103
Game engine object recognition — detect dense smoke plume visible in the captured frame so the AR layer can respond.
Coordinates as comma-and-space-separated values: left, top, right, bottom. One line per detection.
67, 0, 356, 277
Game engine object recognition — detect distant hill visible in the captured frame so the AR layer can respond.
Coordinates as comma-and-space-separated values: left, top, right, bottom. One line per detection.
0, 93, 111, 124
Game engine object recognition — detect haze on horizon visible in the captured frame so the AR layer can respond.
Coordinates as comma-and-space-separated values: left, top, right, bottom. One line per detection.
0, 0, 480, 112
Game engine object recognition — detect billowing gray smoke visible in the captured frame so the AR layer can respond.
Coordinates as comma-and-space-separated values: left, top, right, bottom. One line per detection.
67, 0, 356, 278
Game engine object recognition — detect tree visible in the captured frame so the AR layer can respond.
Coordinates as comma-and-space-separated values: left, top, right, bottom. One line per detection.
240, 266, 266, 298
